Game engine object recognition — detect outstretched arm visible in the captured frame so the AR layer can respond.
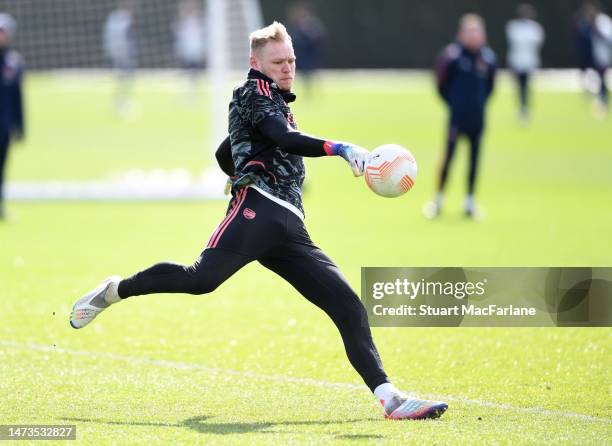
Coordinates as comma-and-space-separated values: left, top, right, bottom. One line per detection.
258, 115, 368, 176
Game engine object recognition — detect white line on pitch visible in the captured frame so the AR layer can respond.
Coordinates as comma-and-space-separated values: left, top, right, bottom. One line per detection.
1, 340, 609, 424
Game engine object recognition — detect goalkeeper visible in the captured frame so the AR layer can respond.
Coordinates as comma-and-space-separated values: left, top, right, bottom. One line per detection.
70, 21, 447, 421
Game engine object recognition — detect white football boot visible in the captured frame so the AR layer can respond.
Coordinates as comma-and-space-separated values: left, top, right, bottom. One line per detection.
382, 393, 448, 420
423, 192, 444, 219
70, 276, 122, 329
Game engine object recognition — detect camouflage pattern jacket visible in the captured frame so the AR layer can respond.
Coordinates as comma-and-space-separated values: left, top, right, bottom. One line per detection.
228, 69, 305, 214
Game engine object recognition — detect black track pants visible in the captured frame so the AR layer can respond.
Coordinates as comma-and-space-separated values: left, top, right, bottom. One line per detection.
438, 125, 483, 195
118, 187, 389, 392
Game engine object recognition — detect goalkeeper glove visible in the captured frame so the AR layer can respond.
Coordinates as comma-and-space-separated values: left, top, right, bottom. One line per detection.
224, 176, 236, 195
324, 141, 369, 177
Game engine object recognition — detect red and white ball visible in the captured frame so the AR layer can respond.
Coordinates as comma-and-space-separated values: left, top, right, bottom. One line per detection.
364, 144, 417, 198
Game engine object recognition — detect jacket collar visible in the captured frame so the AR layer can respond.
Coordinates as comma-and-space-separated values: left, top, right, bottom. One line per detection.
248, 68, 296, 103
457, 42, 483, 58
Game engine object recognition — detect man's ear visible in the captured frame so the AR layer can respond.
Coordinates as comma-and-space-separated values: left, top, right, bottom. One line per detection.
250, 55, 259, 70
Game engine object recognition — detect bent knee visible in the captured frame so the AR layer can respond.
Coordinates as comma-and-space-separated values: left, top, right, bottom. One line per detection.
183, 272, 226, 295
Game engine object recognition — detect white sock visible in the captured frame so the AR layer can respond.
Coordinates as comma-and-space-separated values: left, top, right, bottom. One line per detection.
104, 279, 121, 304
374, 382, 402, 408
465, 194, 475, 210
435, 192, 444, 208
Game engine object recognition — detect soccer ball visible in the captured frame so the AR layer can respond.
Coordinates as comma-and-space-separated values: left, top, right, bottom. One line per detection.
364, 144, 418, 198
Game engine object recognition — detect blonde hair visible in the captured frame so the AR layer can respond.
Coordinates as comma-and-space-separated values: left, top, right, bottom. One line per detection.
249, 21, 292, 55
459, 13, 485, 31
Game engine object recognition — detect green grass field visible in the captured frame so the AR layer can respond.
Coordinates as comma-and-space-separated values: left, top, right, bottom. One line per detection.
1, 72, 611, 445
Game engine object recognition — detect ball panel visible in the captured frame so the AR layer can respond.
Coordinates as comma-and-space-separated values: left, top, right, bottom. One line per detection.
364, 144, 417, 198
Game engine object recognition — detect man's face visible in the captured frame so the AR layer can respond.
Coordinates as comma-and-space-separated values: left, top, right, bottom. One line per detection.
458, 22, 486, 53
250, 39, 296, 91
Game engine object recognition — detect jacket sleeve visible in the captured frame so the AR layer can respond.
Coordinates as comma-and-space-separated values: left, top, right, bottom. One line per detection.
435, 46, 455, 103
257, 115, 328, 157
11, 65, 25, 139
215, 135, 235, 177
485, 50, 497, 99
486, 63, 497, 99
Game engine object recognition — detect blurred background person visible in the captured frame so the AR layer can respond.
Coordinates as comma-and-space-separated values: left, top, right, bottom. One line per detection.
574, 1, 612, 116
575, 1, 596, 91
103, 0, 138, 116
0, 13, 25, 220
173, 0, 207, 105
506, 3, 544, 123
287, 1, 325, 98
424, 14, 497, 220
591, 5, 612, 114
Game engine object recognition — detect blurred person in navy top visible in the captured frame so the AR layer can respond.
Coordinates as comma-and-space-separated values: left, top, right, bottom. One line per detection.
287, 2, 325, 97
425, 14, 496, 219
0, 13, 25, 220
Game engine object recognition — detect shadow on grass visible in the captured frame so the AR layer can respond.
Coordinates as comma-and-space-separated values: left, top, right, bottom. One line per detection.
62, 415, 383, 438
